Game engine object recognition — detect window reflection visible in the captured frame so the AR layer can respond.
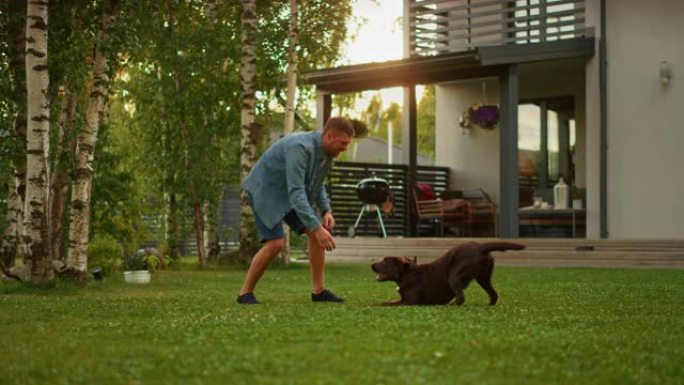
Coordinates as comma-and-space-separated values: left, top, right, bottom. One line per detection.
518, 96, 575, 207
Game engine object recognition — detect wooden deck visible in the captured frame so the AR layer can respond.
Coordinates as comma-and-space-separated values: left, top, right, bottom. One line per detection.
326, 237, 684, 269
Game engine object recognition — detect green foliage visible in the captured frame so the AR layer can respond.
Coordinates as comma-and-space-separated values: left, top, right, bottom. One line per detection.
102, 0, 353, 258
332, 93, 359, 117
123, 251, 162, 273
1, 265, 683, 384
92, 121, 152, 256
1, 0, 354, 261
88, 234, 124, 276
359, 87, 436, 162
417, 85, 436, 160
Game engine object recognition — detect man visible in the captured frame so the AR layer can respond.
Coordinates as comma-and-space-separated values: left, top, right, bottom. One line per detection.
237, 117, 354, 305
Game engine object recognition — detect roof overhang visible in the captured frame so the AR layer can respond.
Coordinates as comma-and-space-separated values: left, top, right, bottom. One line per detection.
305, 37, 594, 93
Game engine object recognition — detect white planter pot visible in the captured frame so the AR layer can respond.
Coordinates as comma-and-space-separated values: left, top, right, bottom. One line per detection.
124, 270, 151, 284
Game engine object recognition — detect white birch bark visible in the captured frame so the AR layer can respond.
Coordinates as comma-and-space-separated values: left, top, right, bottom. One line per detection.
239, 0, 259, 260
281, 0, 299, 264
284, 0, 298, 136
66, 1, 115, 272
1, 177, 22, 269
24, 0, 52, 283
1, 0, 27, 268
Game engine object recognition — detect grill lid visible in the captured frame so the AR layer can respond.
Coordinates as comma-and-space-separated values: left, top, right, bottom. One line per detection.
356, 176, 390, 204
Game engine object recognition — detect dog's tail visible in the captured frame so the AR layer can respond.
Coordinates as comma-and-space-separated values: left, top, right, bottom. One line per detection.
480, 242, 525, 254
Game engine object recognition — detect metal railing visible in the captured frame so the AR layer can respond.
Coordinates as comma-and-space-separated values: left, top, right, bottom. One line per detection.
408, 0, 591, 56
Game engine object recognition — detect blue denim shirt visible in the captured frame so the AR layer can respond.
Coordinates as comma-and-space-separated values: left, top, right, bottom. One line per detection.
241, 131, 333, 231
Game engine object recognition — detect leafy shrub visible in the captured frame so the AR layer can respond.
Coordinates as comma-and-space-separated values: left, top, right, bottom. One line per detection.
123, 248, 164, 272
88, 234, 124, 276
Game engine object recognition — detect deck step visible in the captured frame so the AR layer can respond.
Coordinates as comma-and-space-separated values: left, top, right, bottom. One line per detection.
327, 237, 684, 268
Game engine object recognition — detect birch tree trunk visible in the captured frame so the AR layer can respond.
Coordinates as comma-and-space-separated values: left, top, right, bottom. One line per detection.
24, 0, 52, 283
284, 0, 298, 136
239, 0, 259, 261
66, 0, 116, 273
280, 0, 299, 265
50, 91, 78, 262
1, 0, 27, 269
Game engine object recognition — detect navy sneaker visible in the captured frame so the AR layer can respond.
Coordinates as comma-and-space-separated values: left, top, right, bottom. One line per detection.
311, 289, 344, 303
237, 292, 261, 305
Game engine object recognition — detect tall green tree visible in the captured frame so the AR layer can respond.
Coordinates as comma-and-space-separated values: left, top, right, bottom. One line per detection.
111, 1, 243, 264
66, 0, 120, 275
47, 0, 100, 264
93, 0, 353, 266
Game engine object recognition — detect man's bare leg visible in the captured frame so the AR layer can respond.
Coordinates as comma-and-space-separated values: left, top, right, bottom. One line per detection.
306, 233, 325, 294
239, 238, 284, 295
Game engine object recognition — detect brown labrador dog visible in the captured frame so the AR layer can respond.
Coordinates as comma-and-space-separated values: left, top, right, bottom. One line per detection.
371, 242, 525, 306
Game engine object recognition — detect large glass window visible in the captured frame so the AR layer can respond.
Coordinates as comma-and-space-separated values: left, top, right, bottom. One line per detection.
518, 96, 575, 206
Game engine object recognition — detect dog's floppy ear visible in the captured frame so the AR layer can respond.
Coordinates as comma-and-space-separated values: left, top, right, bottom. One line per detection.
395, 256, 414, 272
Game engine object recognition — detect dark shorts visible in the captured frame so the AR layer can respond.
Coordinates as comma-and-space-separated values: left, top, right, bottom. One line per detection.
248, 193, 307, 243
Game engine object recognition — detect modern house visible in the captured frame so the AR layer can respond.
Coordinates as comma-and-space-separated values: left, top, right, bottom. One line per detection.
307, 0, 683, 240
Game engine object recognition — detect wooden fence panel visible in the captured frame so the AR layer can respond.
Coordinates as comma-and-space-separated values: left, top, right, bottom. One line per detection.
326, 161, 450, 237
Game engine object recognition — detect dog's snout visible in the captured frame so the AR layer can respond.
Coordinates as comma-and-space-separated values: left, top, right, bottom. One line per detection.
371, 263, 378, 272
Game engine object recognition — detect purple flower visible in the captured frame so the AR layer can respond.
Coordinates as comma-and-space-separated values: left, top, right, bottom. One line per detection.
469, 105, 499, 129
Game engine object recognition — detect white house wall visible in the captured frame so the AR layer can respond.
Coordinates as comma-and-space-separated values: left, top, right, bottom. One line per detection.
604, 0, 684, 239
435, 78, 502, 203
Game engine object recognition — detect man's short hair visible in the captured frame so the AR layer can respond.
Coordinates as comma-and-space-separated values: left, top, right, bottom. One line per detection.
323, 117, 355, 137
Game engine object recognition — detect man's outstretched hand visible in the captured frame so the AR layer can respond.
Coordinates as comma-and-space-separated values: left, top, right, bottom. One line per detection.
314, 226, 336, 252
322, 211, 336, 231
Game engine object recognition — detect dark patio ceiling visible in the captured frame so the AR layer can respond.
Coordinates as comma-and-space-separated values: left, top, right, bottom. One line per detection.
305, 37, 594, 93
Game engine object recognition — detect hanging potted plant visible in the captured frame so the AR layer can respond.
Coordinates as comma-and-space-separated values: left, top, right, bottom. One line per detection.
468, 103, 499, 129
460, 82, 499, 132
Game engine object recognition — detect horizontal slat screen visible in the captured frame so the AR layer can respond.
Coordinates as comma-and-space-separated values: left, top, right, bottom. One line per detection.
409, 0, 588, 56
326, 161, 450, 237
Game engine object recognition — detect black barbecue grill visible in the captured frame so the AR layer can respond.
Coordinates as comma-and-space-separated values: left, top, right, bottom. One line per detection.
348, 175, 391, 238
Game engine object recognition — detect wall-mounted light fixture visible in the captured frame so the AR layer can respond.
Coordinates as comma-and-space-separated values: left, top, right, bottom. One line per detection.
660, 61, 671, 87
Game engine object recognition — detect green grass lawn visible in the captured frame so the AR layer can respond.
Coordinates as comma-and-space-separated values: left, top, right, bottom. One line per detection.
2, 263, 683, 385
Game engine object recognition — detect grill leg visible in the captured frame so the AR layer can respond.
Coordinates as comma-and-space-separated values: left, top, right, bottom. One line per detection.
375, 207, 387, 238
353, 206, 366, 229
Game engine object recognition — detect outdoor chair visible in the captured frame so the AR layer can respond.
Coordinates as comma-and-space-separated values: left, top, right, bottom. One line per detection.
413, 189, 468, 237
